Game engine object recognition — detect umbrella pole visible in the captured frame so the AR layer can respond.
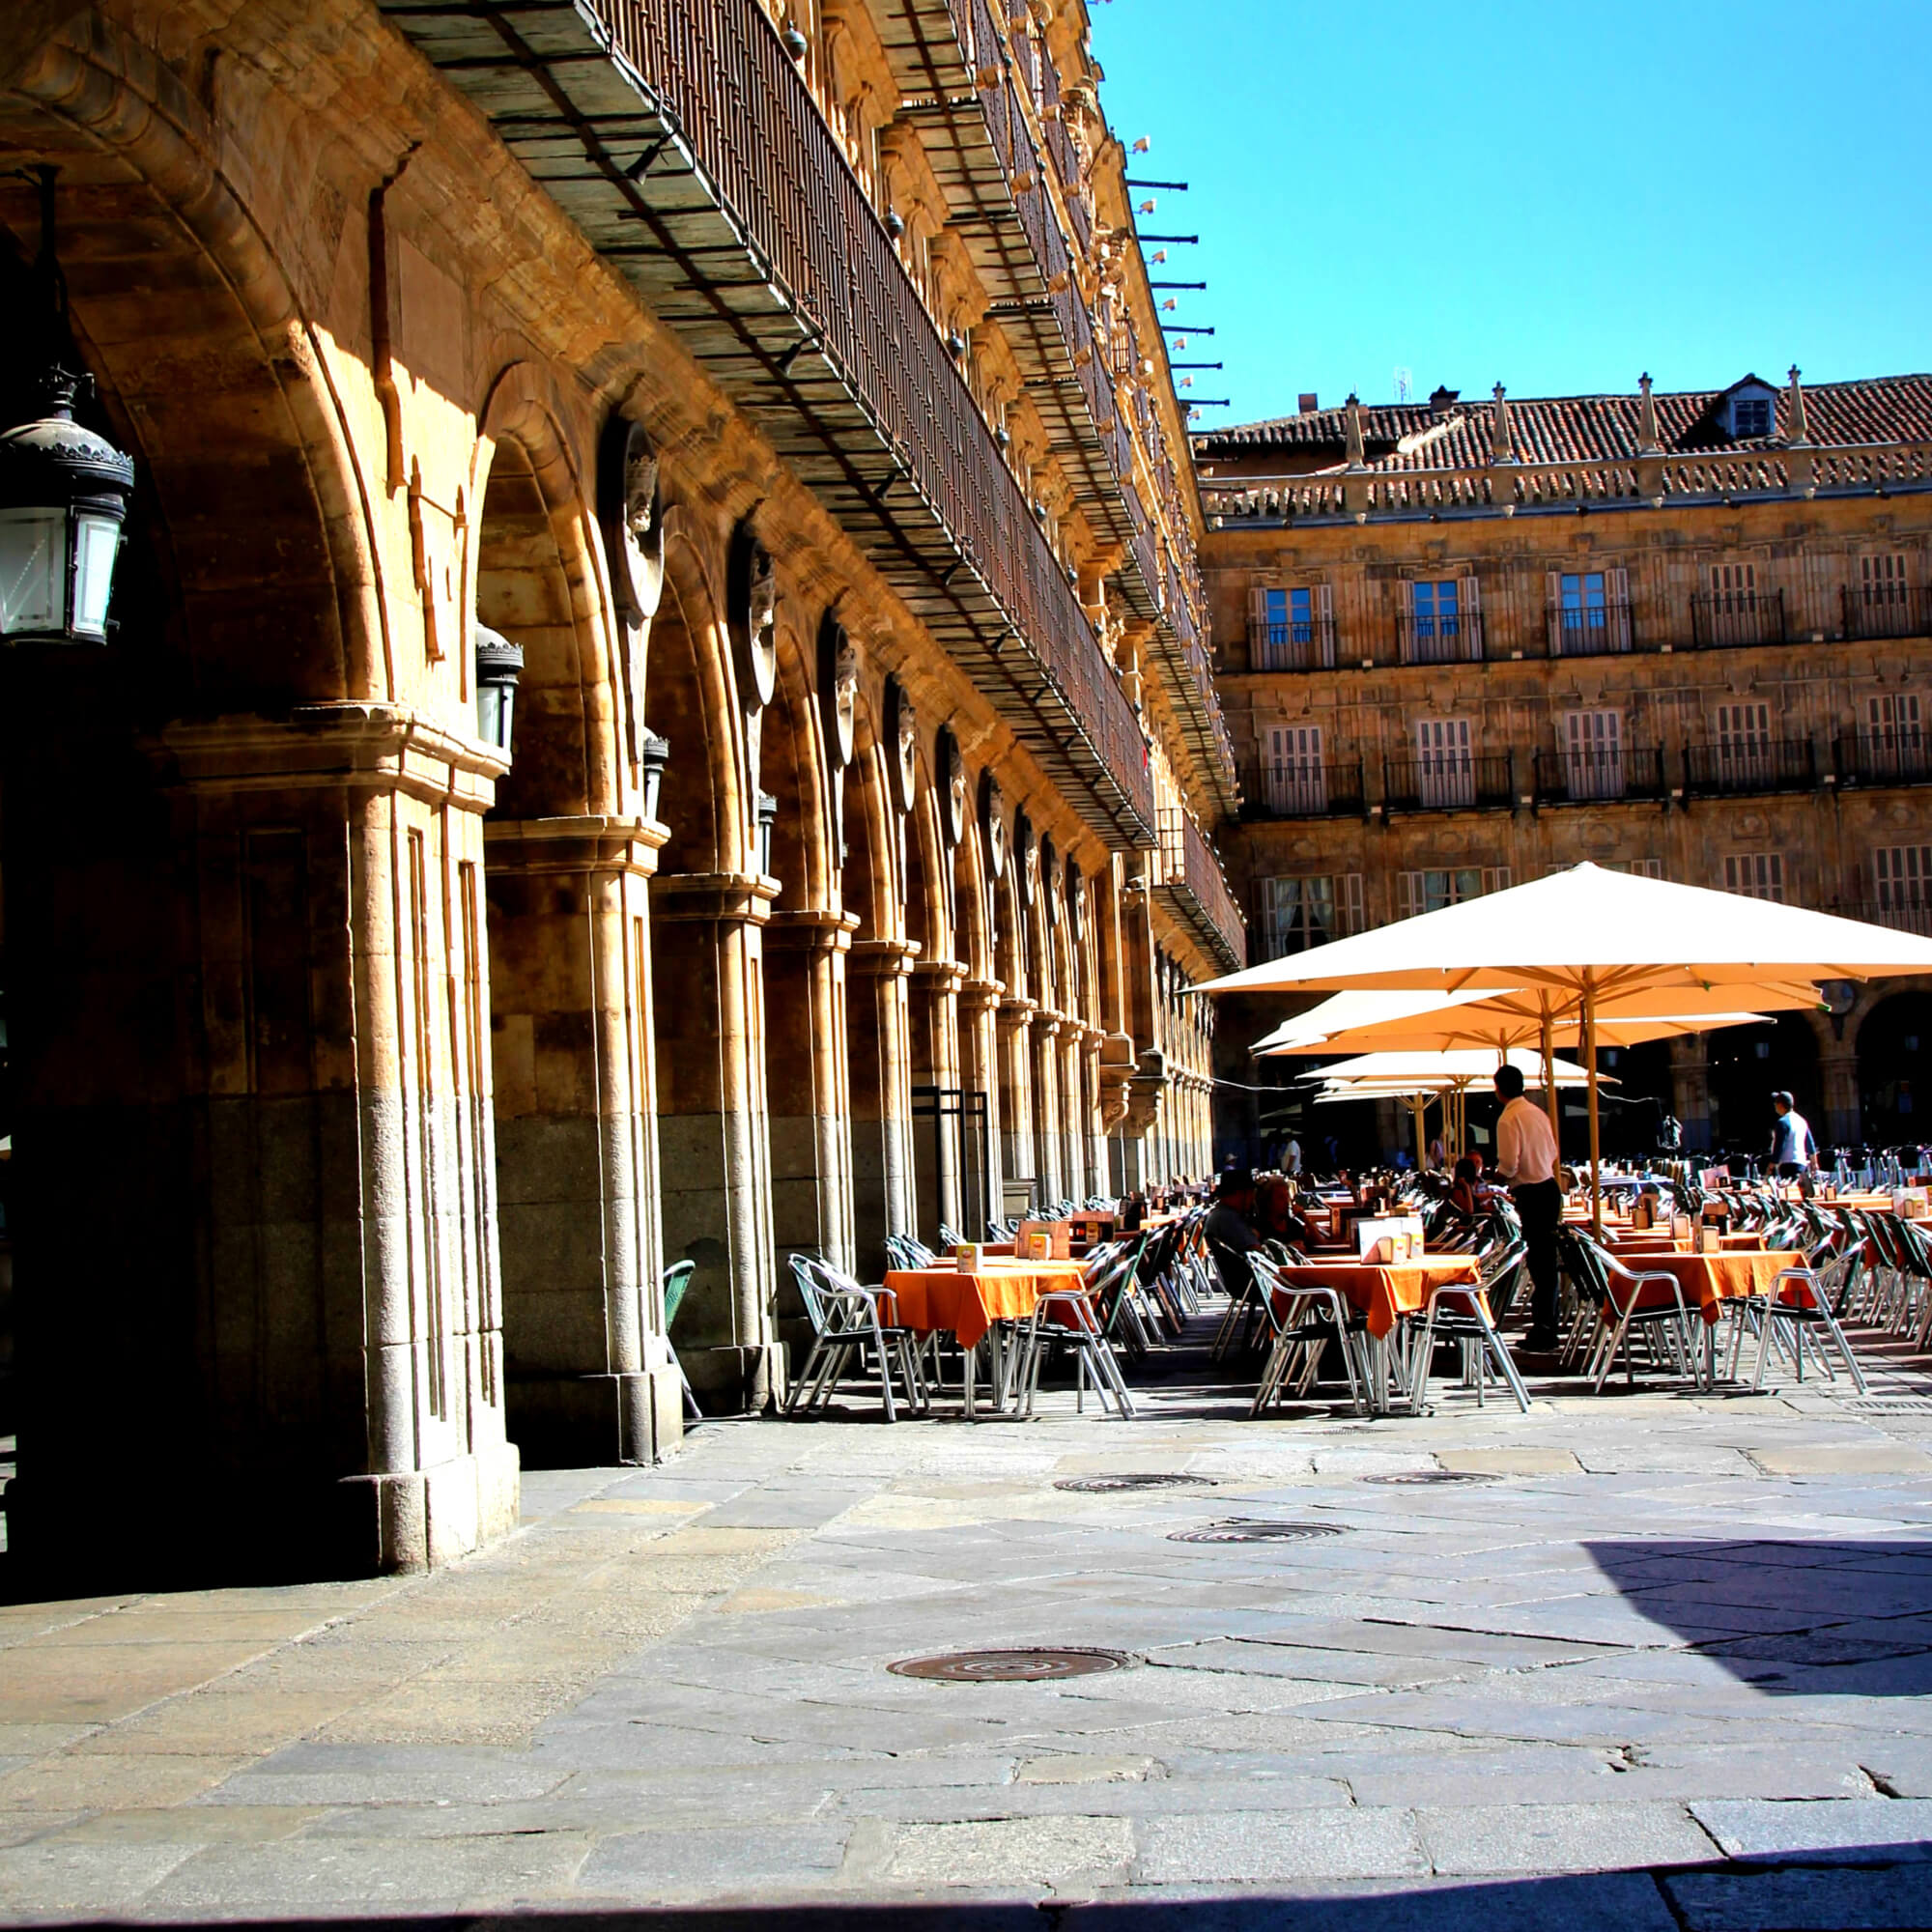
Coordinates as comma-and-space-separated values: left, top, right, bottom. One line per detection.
1540, 1002, 1560, 1146
1583, 982, 1603, 1236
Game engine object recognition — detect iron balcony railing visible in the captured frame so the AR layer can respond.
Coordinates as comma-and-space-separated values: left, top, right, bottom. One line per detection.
1690, 588, 1786, 649
1245, 615, 1338, 672
1531, 746, 1668, 806
1683, 738, 1817, 796
1382, 752, 1515, 814
1396, 611, 1485, 666
1842, 583, 1929, 640
1153, 807, 1247, 971
1835, 730, 1932, 787
1836, 898, 1932, 938
1239, 755, 1367, 821
1547, 599, 1634, 658
380, 0, 1156, 846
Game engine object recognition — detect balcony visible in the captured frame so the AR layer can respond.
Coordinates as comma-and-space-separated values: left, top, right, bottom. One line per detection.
1531, 746, 1669, 807
1246, 616, 1337, 672
1382, 753, 1516, 815
1691, 589, 1786, 649
1240, 756, 1367, 821
379, 0, 1153, 846
1397, 611, 1485, 666
1152, 809, 1247, 972
1546, 599, 1634, 658
1842, 583, 1929, 640
1683, 739, 1818, 797
1836, 731, 1932, 789
1836, 898, 1932, 937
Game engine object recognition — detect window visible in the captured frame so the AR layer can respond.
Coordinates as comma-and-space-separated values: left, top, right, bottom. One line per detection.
1396, 867, 1511, 920
1248, 584, 1334, 669
1414, 716, 1474, 809
1861, 553, 1910, 611
1723, 852, 1784, 901
1875, 847, 1932, 909
1260, 874, 1362, 957
1714, 701, 1773, 785
1264, 724, 1326, 814
1733, 396, 1772, 439
1561, 709, 1624, 800
1702, 559, 1778, 645
1400, 578, 1480, 664
1548, 567, 1632, 654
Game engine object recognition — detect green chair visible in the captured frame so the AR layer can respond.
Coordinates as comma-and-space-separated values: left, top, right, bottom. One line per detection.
662, 1259, 702, 1423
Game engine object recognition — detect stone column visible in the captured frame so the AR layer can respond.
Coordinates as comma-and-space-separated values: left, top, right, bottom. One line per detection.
1080, 1024, 1108, 1200
848, 937, 919, 1277
997, 995, 1037, 1213
910, 957, 966, 1242
958, 977, 1006, 1237
764, 909, 859, 1276
649, 871, 782, 1410
1820, 1049, 1861, 1150
1669, 1033, 1715, 1152
483, 813, 680, 1467
1032, 1011, 1065, 1206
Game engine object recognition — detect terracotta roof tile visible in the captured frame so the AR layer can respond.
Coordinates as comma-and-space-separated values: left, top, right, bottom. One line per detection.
1194, 375, 1932, 471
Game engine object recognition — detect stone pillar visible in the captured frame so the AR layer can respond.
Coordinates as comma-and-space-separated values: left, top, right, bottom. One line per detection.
1032, 1011, 1065, 1206
764, 910, 859, 1276
649, 871, 783, 1410
910, 957, 966, 1242
1820, 1049, 1861, 1150
848, 937, 919, 1278
958, 977, 1006, 1237
1669, 1033, 1715, 1152
484, 813, 681, 1467
997, 995, 1037, 1213
1080, 1025, 1108, 1200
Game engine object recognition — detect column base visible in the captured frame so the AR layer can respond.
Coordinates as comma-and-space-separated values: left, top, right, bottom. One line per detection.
684, 1342, 788, 1415
336, 1440, 522, 1574
506, 1369, 686, 1469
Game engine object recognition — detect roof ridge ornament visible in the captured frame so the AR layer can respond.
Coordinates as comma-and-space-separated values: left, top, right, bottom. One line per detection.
1636, 372, 1662, 455
1343, 391, 1366, 470
1787, 364, 1812, 447
1491, 382, 1516, 465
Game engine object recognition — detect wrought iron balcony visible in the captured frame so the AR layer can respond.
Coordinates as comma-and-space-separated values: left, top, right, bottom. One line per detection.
1546, 599, 1634, 658
1382, 752, 1515, 814
1152, 807, 1246, 972
1239, 756, 1366, 820
1245, 616, 1338, 672
1682, 738, 1817, 796
1842, 583, 1929, 640
1835, 730, 1932, 788
1835, 898, 1932, 938
378, 0, 1155, 846
1690, 589, 1786, 649
1396, 611, 1485, 666
1531, 746, 1668, 806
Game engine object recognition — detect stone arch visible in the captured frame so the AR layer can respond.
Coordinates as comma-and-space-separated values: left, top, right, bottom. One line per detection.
1707, 1013, 1821, 1157
1857, 989, 1932, 1147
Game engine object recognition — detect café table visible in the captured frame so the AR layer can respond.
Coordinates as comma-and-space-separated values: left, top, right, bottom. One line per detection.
1267, 1254, 1485, 1415
1609, 1247, 1808, 1387
883, 1256, 1090, 1417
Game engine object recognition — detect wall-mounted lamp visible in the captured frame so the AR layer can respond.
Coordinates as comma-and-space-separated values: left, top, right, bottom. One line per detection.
474, 624, 524, 756
755, 790, 778, 876
640, 729, 669, 822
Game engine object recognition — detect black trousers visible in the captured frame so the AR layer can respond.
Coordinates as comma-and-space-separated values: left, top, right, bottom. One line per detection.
1512, 1179, 1563, 1339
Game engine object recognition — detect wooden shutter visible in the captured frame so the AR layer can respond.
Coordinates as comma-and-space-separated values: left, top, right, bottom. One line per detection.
1546, 570, 1563, 656
1314, 582, 1335, 667
1246, 585, 1268, 666
1482, 867, 1512, 895
1459, 575, 1482, 662
1396, 871, 1422, 921
1342, 873, 1365, 934
1606, 566, 1632, 650
1397, 579, 1416, 663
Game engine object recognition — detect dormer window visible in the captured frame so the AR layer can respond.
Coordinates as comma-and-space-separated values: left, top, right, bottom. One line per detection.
1733, 396, 1772, 438
1719, 380, 1778, 440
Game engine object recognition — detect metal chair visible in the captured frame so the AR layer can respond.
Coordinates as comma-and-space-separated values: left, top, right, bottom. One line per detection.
662, 1258, 701, 1423
782, 1253, 927, 1421
1404, 1245, 1532, 1414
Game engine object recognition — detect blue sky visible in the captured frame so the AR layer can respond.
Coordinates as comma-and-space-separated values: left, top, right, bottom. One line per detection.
1087, 1, 1932, 426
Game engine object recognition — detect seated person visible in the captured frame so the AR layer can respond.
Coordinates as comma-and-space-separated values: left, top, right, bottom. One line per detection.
1204, 1166, 1264, 1294
1254, 1177, 1303, 1248
1449, 1155, 1483, 1219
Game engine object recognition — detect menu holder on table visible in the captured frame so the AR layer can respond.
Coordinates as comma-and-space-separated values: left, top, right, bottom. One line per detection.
954, 1243, 984, 1274
1356, 1215, 1423, 1264
1016, 1223, 1067, 1262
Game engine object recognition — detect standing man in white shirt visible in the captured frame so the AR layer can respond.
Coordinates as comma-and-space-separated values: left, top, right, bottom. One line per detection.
1492, 1063, 1563, 1353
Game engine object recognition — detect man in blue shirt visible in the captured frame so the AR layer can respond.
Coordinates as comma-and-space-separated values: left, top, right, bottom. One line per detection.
1770, 1092, 1817, 1179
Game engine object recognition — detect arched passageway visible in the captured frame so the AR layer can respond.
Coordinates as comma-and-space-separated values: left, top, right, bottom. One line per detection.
1709, 1014, 1820, 1160
1859, 992, 1932, 1146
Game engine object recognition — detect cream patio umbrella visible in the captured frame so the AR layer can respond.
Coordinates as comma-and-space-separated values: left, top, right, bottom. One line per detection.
1200, 863, 1932, 1230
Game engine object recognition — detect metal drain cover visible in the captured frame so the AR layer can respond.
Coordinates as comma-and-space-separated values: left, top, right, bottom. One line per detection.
1847, 1398, 1932, 1413
1362, 1470, 1498, 1487
1168, 1520, 1347, 1545
1055, 1473, 1219, 1493
889, 1647, 1133, 1682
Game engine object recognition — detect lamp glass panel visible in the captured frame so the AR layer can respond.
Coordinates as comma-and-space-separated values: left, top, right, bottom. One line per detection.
71, 513, 121, 639
0, 507, 65, 636
476, 684, 514, 753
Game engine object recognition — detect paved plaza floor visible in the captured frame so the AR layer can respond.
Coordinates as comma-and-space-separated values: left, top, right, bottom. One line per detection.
3, 1331, 1932, 1929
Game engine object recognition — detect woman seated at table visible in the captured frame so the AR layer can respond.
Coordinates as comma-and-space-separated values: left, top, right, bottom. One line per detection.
1449, 1156, 1484, 1219
1255, 1177, 1313, 1252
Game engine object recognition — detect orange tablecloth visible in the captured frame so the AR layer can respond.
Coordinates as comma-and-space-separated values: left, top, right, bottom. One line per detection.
1270, 1255, 1484, 1340
883, 1259, 1088, 1350
1612, 1249, 1809, 1325
1605, 1229, 1767, 1253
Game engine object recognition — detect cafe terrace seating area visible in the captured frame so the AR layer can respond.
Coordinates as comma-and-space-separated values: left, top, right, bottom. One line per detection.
729, 1167, 1932, 1427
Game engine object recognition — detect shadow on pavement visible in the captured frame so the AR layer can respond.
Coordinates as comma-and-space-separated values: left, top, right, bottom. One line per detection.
1587, 1539, 1932, 1694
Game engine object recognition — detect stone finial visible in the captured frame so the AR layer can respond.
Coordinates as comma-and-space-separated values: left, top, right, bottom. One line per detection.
1343, 391, 1366, 469
1491, 382, 1516, 465
1636, 372, 1661, 455
1787, 365, 1812, 446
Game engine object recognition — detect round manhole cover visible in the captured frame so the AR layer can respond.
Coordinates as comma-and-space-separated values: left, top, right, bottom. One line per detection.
1054, 1473, 1219, 1493
1362, 1470, 1498, 1487
1167, 1520, 1347, 1545
888, 1647, 1134, 1682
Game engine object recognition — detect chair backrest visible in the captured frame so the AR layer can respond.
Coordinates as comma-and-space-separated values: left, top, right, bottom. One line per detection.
937, 1223, 965, 1251
1208, 1236, 1257, 1300
787, 1252, 834, 1337
662, 1258, 697, 1332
